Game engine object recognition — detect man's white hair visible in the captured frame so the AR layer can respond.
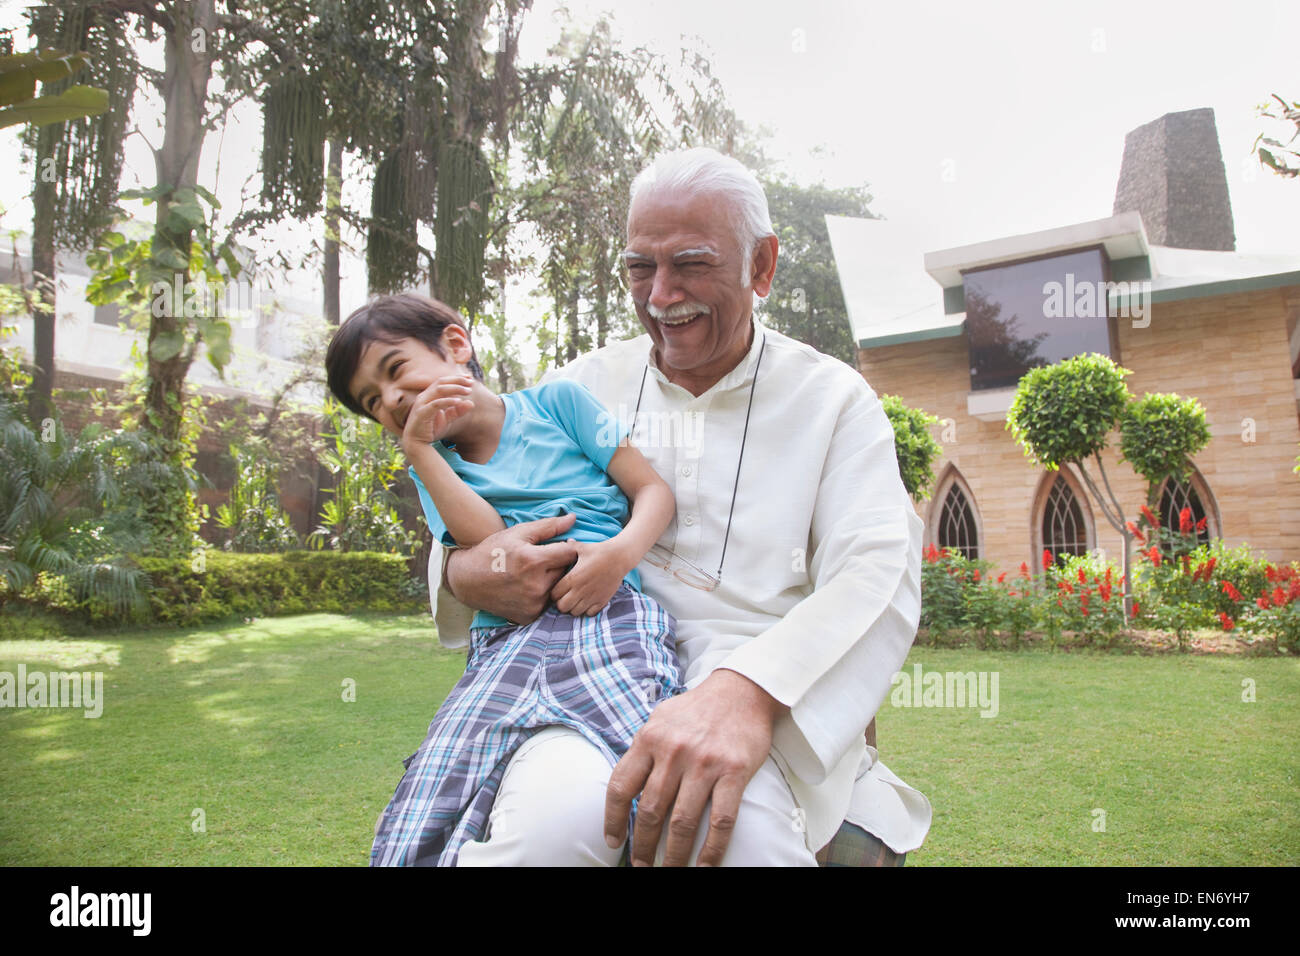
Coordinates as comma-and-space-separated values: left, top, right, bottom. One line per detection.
629, 147, 775, 287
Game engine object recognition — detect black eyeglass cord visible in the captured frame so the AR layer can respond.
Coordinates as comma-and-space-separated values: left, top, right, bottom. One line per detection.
631, 332, 767, 579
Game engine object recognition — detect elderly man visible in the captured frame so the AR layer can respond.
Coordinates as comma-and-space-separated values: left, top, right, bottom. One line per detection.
434, 147, 930, 866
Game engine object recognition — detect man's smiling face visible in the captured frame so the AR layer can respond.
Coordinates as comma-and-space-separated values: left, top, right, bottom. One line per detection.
624, 188, 776, 394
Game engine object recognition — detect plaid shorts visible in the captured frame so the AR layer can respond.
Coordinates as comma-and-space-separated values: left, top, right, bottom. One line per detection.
817, 822, 907, 867
371, 583, 682, 866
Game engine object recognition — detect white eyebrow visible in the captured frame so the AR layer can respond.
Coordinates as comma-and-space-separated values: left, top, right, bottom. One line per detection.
620, 247, 720, 262
672, 247, 719, 260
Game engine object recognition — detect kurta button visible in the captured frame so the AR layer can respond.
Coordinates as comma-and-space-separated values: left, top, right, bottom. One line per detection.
683, 514, 696, 526
681, 465, 692, 477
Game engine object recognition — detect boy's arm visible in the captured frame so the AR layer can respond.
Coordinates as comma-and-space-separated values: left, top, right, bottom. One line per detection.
404, 441, 506, 548
550, 438, 674, 616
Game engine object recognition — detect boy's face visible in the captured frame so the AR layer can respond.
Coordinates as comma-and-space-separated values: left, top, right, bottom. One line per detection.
347, 336, 462, 438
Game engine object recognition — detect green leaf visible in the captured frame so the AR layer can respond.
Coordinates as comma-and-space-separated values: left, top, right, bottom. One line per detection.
0, 86, 109, 130
151, 246, 190, 271
149, 332, 186, 362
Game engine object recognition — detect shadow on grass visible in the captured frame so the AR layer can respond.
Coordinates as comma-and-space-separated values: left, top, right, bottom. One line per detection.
0, 612, 466, 866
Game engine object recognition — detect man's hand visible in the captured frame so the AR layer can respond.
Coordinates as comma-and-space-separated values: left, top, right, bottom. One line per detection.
603, 668, 788, 867
444, 514, 581, 625
551, 539, 632, 617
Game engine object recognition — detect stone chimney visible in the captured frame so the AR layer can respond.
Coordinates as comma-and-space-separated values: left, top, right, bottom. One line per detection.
1113, 108, 1236, 251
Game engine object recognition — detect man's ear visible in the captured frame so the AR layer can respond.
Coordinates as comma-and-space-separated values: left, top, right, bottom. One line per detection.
749, 234, 779, 298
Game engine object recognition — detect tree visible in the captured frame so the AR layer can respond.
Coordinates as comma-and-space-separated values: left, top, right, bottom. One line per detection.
1254, 93, 1299, 179
1006, 352, 1211, 619
880, 394, 941, 501
502, 16, 739, 373
762, 175, 874, 365
11, 11, 127, 425
1120, 392, 1211, 506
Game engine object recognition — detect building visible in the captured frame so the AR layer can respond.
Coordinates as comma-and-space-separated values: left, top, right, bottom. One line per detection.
829, 108, 1300, 571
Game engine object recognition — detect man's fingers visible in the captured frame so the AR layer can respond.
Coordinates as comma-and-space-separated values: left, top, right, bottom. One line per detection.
629, 762, 682, 867
660, 775, 712, 867
694, 774, 746, 867
536, 540, 582, 574
604, 744, 654, 853
512, 512, 578, 545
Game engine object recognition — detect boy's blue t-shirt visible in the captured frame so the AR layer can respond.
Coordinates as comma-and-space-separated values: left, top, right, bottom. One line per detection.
410, 379, 639, 629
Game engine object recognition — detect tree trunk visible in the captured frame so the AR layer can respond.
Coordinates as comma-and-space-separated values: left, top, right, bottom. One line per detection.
594, 247, 609, 350
323, 136, 343, 325
144, 0, 216, 444
565, 284, 579, 364
28, 144, 57, 426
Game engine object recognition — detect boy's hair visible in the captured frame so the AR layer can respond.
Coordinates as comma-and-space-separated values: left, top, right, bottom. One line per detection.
325, 293, 485, 420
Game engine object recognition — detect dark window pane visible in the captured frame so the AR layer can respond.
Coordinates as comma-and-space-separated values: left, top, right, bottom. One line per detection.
937, 481, 979, 559
964, 249, 1111, 391
1159, 475, 1213, 546
1043, 474, 1087, 566
93, 303, 122, 327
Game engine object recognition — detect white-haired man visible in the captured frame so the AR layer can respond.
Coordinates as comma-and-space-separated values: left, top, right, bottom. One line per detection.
433, 147, 930, 866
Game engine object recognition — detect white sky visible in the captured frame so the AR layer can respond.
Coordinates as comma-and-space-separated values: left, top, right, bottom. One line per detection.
2, 0, 1297, 325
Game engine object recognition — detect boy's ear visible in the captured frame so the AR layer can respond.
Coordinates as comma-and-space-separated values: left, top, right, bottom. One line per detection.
442, 324, 475, 366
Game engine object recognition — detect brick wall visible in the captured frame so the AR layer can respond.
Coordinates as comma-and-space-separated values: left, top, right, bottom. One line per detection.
858, 286, 1300, 573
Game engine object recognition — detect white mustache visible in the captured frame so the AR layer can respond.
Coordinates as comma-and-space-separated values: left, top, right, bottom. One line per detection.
645, 301, 710, 320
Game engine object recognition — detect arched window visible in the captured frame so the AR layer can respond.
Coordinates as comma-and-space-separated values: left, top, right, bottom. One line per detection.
932, 468, 981, 559
1040, 472, 1090, 567
1156, 469, 1218, 545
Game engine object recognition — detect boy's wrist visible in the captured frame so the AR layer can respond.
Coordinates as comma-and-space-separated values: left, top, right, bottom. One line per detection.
599, 535, 641, 577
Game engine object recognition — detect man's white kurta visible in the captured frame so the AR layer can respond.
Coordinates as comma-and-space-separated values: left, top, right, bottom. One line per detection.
430, 319, 931, 854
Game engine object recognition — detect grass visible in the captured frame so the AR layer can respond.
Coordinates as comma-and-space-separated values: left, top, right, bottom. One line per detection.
1, 614, 1296, 865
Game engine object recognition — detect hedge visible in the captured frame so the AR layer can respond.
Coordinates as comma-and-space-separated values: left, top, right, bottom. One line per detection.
6, 550, 427, 631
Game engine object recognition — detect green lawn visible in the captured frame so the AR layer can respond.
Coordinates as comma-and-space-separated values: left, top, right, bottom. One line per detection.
1, 613, 1296, 865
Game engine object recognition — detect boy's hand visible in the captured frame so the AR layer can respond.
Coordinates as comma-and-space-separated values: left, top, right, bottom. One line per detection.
401, 375, 474, 450
551, 539, 633, 617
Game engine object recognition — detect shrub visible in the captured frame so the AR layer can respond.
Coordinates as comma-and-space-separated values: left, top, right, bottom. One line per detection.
44, 550, 426, 629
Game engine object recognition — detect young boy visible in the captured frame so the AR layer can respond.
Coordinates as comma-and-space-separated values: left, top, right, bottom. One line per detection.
324, 292, 683, 866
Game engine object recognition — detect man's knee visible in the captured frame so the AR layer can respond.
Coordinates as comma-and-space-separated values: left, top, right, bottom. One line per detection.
456, 727, 622, 867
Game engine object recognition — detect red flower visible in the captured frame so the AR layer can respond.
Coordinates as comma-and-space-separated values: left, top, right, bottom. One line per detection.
1104, 567, 1112, 586
1218, 611, 1235, 631
1179, 507, 1193, 534
997, 572, 1007, 584
1042, 549, 1053, 571
1057, 580, 1074, 594
1008, 589, 1017, 596
1140, 504, 1159, 527
1195, 516, 1207, 532
1205, 557, 1217, 579
1080, 606, 1089, 616
1257, 596, 1271, 610
972, 569, 981, 582
1221, 581, 1242, 602
1019, 562, 1030, 578
1274, 587, 1287, 607
1077, 568, 1087, 584
1266, 566, 1278, 582
1126, 521, 1147, 544
1099, 584, 1112, 602
1131, 601, 1141, 617
1147, 547, 1162, 567
1181, 554, 1191, 576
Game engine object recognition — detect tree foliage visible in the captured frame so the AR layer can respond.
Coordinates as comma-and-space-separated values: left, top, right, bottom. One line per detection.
1006, 353, 1132, 470
762, 175, 874, 364
1254, 93, 1299, 179
1120, 392, 1211, 502
880, 393, 941, 501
